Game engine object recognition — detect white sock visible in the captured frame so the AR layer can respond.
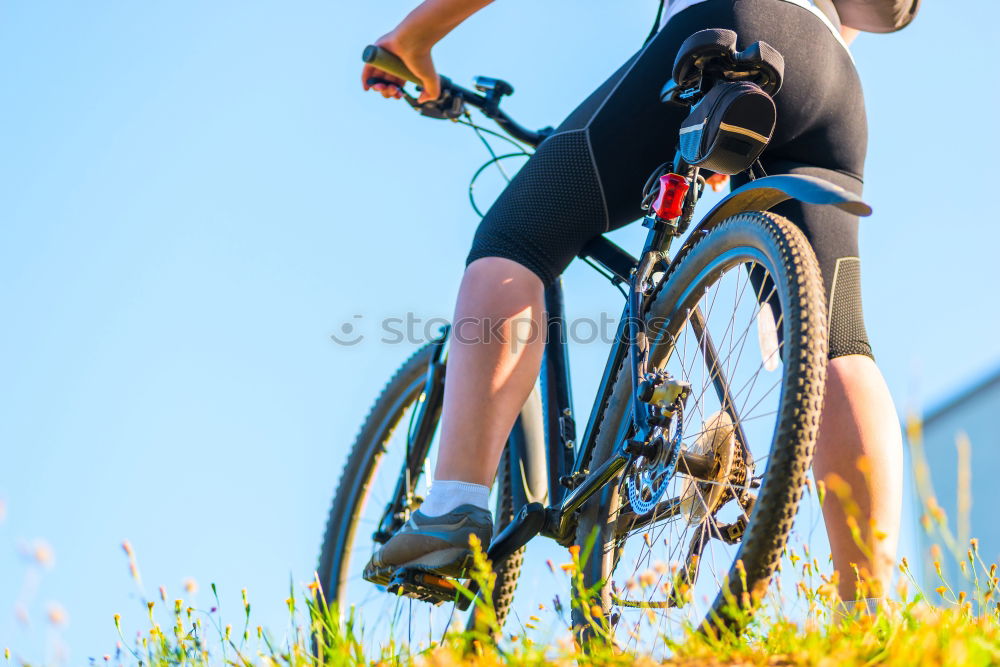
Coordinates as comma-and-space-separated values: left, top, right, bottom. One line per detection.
418, 480, 490, 517
841, 597, 884, 617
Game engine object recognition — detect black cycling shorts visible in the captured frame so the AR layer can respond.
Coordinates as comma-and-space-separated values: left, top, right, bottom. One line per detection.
466, 0, 873, 359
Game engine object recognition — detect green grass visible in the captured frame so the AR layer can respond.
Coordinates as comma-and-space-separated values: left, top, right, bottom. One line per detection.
54, 534, 999, 667
7, 413, 1000, 666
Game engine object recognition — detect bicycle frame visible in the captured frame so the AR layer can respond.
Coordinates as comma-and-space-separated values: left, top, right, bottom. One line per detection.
484, 169, 872, 566
373, 169, 869, 580
482, 155, 690, 563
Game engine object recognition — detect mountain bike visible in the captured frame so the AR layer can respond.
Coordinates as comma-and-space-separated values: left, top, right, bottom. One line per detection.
317, 29, 871, 650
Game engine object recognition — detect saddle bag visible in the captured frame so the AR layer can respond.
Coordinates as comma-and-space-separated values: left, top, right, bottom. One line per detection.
677, 80, 776, 176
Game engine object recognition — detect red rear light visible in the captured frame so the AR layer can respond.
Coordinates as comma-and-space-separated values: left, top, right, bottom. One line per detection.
652, 173, 689, 220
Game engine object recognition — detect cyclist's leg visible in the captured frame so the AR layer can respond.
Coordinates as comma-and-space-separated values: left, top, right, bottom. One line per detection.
817, 353, 902, 604
433, 257, 545, 487
787, 195, 902, 604
737, 163, 902, 601
727, 0, 902, 599
367, 8, 705, 574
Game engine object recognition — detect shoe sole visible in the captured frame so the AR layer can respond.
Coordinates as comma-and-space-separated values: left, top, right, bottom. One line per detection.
363, 547, 470, 587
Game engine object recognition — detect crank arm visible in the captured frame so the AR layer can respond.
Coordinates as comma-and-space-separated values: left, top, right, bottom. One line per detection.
451, 502, 547, 612
486, 502, 546, 566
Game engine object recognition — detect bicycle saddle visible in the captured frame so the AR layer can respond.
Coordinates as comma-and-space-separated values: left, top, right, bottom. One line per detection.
671, 29, 784, 96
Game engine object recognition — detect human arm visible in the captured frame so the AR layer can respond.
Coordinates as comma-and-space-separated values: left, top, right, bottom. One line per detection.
361, 0, 494, 103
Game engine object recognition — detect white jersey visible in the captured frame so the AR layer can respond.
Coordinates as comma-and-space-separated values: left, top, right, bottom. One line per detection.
661, 0, 849, 50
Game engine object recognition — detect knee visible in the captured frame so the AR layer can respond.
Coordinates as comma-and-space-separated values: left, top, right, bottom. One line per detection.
826, 354, 880, 394
463, 257, 543, 292
828, 353, 872, 378
457, 258, 545, 316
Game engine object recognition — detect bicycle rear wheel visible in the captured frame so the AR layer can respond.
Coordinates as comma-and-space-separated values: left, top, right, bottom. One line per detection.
574, 211, 827, 646
316, 341, 522, 656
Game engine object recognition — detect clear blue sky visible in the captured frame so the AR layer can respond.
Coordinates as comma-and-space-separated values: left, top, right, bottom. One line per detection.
1, 0, 998, 661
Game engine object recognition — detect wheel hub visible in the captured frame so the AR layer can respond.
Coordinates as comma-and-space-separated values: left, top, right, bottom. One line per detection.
678, 411, 737, 524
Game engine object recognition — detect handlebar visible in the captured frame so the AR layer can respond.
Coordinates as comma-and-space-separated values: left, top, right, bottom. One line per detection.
362, 45, 551, 148
361, 45, 420, 83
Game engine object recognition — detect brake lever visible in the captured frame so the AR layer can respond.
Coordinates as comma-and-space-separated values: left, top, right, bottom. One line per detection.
366, 75, 465, 120
365, 77, 411, 100
415, 90, 465, 120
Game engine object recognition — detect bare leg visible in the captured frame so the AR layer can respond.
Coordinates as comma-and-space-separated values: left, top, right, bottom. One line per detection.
433, 263, 904, 600
812, 354, 903, 600
434, 257, 545, 487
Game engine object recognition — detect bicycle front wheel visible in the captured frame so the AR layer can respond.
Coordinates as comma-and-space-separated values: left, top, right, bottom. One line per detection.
575, 211, 828, 645
316, 342, 523, 656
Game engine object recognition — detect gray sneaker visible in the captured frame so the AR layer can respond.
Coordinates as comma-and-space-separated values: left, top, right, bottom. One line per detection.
363, 504, 493, 585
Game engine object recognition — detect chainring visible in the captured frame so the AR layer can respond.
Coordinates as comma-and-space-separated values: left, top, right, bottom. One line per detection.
625, 407, 683, 515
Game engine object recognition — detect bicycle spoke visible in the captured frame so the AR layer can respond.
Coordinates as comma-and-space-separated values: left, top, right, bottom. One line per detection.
603, 250, 800, 648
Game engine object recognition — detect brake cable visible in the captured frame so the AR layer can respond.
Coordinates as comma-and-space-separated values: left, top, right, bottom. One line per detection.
456, 111, 630, 297
457, 111, 532, 218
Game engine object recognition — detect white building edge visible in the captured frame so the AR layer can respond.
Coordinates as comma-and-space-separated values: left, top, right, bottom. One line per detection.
910, 364, 1000, 596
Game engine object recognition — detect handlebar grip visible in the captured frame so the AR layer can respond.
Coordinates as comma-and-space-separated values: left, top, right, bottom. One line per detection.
362, 45, 420, 84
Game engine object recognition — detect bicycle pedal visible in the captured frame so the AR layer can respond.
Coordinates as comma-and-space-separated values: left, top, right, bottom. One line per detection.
386, 567, 462, 605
